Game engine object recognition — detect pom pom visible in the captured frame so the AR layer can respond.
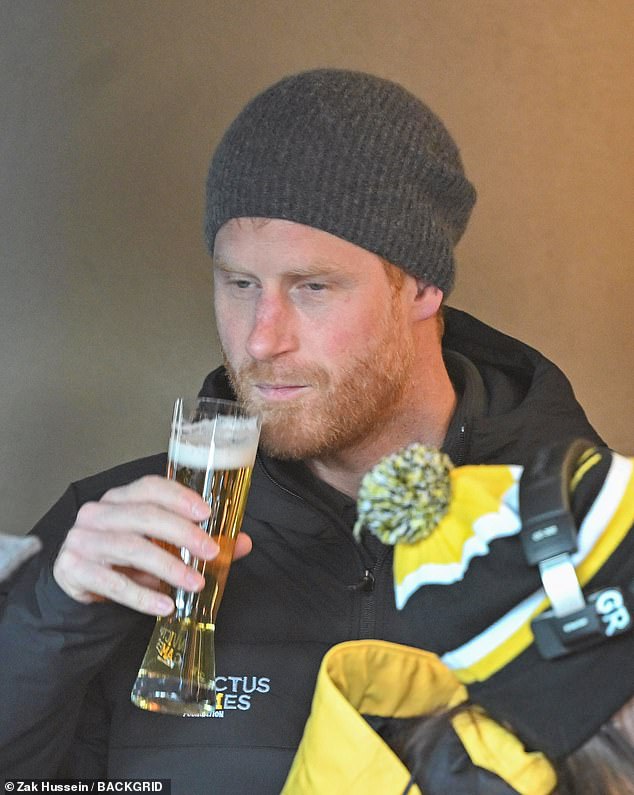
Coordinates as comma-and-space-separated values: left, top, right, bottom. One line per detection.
354, 444, 453, 545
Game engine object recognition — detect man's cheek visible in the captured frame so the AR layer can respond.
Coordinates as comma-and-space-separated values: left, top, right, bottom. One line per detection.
217, 326, 246, 367
323, 323, 364, 354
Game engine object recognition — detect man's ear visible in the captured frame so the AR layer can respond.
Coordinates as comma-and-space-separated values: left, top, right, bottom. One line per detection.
411, 279, 444, 321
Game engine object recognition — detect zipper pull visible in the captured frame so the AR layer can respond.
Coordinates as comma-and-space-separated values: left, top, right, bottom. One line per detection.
357, 569, 375, 592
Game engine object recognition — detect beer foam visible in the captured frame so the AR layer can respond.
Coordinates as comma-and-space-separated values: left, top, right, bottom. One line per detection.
169, 417, 259, 470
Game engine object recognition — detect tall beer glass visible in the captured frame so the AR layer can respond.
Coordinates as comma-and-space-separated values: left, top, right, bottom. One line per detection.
130, 397, 261, 716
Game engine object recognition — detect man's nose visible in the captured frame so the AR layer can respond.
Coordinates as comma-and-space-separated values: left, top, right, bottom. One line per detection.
245, 293, 298, 361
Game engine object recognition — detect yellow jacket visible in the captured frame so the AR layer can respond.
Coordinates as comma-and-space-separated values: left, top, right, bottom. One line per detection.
282, 639, 556, 795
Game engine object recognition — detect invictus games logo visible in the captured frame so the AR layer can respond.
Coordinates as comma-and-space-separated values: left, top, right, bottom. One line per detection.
210, 674, 271, 718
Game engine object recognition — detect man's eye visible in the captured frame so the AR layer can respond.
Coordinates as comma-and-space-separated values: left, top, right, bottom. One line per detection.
304, 282, 327, 291
231, 279, 253, 289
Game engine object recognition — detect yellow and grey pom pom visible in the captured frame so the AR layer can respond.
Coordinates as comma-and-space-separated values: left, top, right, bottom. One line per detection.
354, 444, 453, 545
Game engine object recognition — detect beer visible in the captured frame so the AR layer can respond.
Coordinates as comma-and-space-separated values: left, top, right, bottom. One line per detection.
168, 420, 258, 621
131, 407, 260, 716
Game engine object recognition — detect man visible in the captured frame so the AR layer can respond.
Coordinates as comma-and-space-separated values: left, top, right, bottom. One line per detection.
0, 70, 603, 790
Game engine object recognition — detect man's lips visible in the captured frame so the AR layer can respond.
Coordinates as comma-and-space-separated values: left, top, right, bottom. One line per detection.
254, 384, 309, 401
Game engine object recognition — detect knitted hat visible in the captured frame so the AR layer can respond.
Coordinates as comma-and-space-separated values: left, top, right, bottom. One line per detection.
205, 69, 476, 294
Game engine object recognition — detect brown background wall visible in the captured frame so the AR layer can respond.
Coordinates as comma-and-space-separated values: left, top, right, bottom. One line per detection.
1, 0, 632, 536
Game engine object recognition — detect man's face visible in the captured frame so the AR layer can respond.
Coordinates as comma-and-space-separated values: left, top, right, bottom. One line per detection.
212, 218, 416, 460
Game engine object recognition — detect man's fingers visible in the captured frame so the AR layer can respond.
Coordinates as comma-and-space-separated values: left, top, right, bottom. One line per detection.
63, 525, 208, 589
102, 475, 211, 522
73, 500, 217, 560
58, 551, 175, 616
113, 567, 164, 594
233, 532, 252, 560
52, 475, 253, 614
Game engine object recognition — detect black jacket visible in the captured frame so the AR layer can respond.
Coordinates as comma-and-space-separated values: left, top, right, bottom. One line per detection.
0, 309, 602, 791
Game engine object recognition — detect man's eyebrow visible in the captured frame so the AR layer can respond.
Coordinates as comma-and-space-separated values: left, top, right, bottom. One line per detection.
212, 259, 345, 277
212, 258, 239, 272
284, 261, 343, 277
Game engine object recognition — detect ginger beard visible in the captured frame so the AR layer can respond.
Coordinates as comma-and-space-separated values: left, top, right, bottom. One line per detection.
223, 289, 415, 461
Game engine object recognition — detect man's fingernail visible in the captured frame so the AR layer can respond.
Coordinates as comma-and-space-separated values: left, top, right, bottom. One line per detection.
201, 538, 217, 557
186, 569, 204, 589
155, 596, 173, 615
192, 502, 210, 519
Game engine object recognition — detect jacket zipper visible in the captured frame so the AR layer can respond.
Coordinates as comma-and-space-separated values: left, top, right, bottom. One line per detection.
454, 423, 468, 466
355, 544, 391, 638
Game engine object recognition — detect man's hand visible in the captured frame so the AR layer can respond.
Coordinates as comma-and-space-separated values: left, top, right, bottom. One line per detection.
53, 475, 252, 615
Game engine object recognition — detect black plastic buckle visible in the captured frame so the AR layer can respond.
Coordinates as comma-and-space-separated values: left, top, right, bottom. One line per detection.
520, 508, 578, 566
532, 587, 633, 659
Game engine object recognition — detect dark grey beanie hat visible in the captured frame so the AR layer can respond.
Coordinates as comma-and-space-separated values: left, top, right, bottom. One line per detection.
205, 69, 476, 294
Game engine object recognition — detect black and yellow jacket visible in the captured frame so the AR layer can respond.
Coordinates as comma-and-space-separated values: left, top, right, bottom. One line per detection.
282, 443, 634, 793
0, 309, 606, 793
